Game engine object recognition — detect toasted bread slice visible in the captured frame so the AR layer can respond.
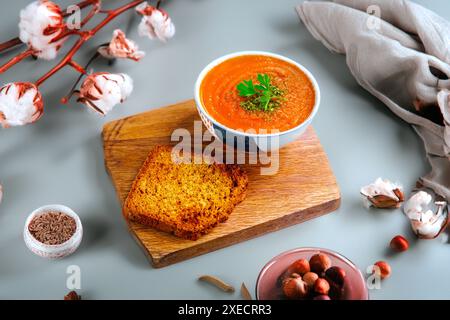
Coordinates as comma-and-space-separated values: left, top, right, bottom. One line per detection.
124, 145, 248, 240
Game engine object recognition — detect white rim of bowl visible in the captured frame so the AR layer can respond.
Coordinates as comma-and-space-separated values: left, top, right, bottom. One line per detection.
194, 50, 321, 138
24, 204, 82, 249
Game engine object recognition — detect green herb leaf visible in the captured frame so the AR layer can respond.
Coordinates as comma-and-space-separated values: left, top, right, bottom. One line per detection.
237, 80, 256, 97
260, 91, 271, 111
256, 74, 270, 90
236, 74, 285, 112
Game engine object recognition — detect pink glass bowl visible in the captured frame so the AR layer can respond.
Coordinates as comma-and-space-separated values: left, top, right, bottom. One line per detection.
256, 247, 369, 300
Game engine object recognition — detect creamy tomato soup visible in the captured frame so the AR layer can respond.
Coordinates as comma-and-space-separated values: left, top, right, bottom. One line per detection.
200, 55, 315, 133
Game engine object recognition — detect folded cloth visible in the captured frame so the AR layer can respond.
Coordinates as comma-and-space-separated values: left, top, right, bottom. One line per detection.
296, 0, 450, 199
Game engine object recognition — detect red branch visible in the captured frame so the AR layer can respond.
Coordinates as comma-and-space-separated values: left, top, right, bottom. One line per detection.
0, 48, 34, 72
51, 0, 102, 43
35, 0, 145, 87
0, 37, 22, 53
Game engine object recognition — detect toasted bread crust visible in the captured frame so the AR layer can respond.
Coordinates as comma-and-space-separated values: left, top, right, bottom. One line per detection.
124, 145, 248, 240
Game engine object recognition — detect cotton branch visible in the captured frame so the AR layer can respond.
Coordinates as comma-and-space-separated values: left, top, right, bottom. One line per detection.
35, 0, 145, 87
0, 0, 100, 55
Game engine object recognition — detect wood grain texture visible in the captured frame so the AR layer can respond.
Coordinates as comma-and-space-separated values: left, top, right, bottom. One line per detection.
102, 99, 340, 268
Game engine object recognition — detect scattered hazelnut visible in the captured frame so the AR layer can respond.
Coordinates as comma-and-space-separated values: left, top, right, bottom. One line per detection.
325, 266, 346, 288
313, 295, 331, 300
282, 276, 309, 299
372, 261, 391, 279
64, 290, 81, 300
314, 278, 330, 295
302, 272, 319, 288
390, 235, 409, 252
309, 253, 331, 274
287, 258, 310, 276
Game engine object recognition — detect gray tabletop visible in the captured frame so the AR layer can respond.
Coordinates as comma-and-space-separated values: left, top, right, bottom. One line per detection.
1, 0, 449, 300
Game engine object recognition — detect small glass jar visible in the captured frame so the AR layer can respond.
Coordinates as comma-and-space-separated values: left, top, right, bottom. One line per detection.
256, 247, 369, 300
24, 204, 83, 259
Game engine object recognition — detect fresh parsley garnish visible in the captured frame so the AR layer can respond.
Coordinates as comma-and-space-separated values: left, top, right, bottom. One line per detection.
237, 74, 285, 112
237, 80, 256, 97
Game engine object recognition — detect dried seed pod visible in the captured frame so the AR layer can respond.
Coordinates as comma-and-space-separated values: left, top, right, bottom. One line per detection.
198, 275, 235, 293
360, 178, 403, 209
240, 282, 252, 300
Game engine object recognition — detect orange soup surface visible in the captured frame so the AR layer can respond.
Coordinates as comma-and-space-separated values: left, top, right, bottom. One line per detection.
200, 55, 315, 133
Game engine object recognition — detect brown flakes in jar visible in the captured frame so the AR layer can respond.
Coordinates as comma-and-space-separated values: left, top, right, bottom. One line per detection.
28, 211, 76, 245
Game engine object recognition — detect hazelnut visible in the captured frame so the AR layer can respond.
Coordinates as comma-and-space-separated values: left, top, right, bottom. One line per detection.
287, 258, 310, 276
309, 253, 331, 274
324, 266, 346, 300
329, 285, 344, 300
372, 261, 391, 279
302, 272, 319, 288
314, 278, 330, 295
64, 290, 81, 300
282, 276, 309, 299
390, 235, 409, 252
325, 266, 346, 288
313, 295, 331, 300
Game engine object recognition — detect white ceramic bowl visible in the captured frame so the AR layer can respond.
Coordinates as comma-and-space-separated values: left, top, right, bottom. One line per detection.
194, 51, 320, 151
24, 204, 83, 259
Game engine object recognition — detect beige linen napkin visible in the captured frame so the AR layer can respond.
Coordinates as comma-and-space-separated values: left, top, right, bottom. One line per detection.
297, 0, 450, 199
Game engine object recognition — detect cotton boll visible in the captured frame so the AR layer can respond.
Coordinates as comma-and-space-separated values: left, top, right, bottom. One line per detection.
360, 177, 404, 209
18, 0, 65, 60
78, 73, 134, 115
118, 74, 134, 100
0, 82, 44, 128
136, 2, 175, 42
403, 191, 432, 220
404, 191, 448, 239
98, 29, 145, 61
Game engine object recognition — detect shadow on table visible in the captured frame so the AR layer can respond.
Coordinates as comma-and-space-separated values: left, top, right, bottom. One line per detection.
79, 134, 151, 270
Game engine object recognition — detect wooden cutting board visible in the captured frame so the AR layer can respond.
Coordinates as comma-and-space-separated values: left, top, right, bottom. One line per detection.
102, 99, 340, 268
